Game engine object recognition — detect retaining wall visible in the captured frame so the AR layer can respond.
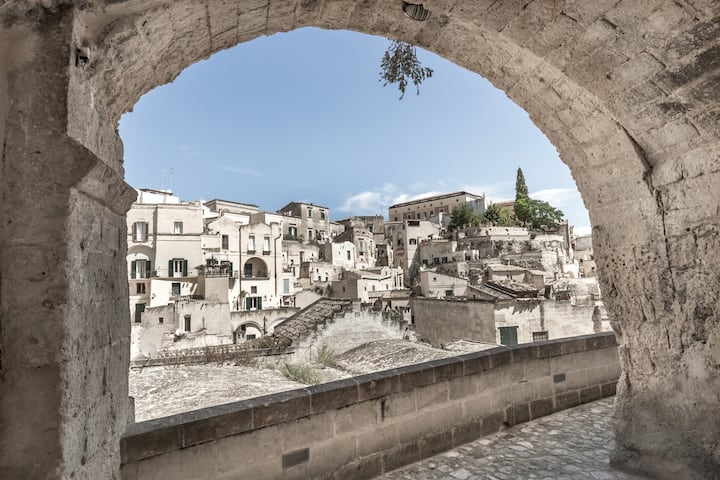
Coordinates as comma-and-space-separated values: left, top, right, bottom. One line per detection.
121, 333, 620, 480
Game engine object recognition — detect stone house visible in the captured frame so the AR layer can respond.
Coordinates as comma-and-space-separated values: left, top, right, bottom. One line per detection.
417, 270, 469, 298
388, 191, 485, 222
277, 201, 331, 243
334, 225, 376, 269
319, 240, 356, 269
386, 219, 441, 287
237, 219, 287, 311
331, 266, 405, 303
126, 190, 204, 323
300, 261, 344, 286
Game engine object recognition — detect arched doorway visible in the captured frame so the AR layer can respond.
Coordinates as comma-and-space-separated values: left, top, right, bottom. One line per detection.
1, 2, 718, 478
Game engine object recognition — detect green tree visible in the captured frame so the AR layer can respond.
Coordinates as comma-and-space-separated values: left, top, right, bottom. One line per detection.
483, 203, 515, 227
514, 168, 530, 223
515, 168, 529, 201
447, 204, 482, 232
379, 40, 433, 100
523, 198, 564, 230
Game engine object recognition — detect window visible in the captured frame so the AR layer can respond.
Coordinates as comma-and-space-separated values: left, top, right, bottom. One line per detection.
308, 228, 314, 240
533, 331, 549, 342
347, 250, 351, 261
307, 208, 312, 218
184, 314, 191, 332
263, 236, 270, 253
222, 234, 229, 250
359, 240, 365, 252
171, 282, 181, 296
169, 259, 187, 277
247, 235, 255, 252
251, 286, 257, 294
320, 211, 325, 220
445, 290, 454, 297
244, 263, 253, 278
135, 283, 146, 294
245, 297, 262, 310
246, 334, 257, 340
174, 221, 183, 234
132, 222, 148, 242
134, 303, 145, 323
288, 226, 297, 238
158, 317, 163, 324
409, 238, 417, 245
131, 259, 151, 279
499, 326, 519, 346
283, 278, 290, 293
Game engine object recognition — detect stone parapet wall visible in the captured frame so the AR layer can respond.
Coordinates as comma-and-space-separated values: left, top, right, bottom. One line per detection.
129, 345, 293, 369
120, 333, 619, 480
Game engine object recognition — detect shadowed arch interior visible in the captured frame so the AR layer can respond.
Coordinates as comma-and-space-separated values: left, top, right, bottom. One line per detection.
1, 1, 719, 479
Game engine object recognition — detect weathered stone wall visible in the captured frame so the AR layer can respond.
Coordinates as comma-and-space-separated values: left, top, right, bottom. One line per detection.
290, 308, 408, 362
413, 297, 607, 346
0, 8, 136, 479
412, 298, 497, 345
141, 301, 231, 335
494, 300, 610, 344
1, 1, 719, 478
120, 334, 620, 480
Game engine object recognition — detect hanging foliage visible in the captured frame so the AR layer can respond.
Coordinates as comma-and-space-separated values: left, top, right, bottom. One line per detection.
379, 40, 433, 100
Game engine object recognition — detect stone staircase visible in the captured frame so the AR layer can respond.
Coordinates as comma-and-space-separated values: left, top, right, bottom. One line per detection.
272, 298, 355, 341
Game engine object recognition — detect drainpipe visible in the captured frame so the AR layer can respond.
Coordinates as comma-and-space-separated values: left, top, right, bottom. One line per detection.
274, 233, 282, 300
238, 225, 242, 311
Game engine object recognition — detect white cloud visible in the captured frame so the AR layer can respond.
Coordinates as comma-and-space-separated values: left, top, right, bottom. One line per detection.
337, 190, 388, 213
337, 185, 442, 215
391, 190, 442, 205
574, 225, 592, 237
340, 182, 585, 218
223, 166, 263, 177
461, 181, 514, 204
530, 188, 580, 208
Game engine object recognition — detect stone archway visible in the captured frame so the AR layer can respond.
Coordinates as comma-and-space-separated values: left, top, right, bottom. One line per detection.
1, 1, 718, 479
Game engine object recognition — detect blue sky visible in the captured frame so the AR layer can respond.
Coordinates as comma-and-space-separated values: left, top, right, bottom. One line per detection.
120, 27, 590, 233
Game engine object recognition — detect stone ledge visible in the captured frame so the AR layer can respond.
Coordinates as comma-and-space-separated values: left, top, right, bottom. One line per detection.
121, 332, 618, 465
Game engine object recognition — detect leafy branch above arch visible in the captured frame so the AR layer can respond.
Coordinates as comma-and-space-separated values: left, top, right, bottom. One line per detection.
379, 40, 434, 100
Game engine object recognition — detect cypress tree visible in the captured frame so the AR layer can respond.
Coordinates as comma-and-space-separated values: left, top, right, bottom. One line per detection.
515, 168, 529, 202
515, 168, 530, 224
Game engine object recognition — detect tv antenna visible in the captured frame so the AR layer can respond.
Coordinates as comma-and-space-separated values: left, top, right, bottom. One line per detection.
161, 168, 174, 192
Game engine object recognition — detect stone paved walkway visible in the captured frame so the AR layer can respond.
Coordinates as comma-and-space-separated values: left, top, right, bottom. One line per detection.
377, 398, 647, 480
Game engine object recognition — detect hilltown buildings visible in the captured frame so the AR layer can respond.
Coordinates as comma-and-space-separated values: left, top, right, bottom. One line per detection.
127, 188, 599, 352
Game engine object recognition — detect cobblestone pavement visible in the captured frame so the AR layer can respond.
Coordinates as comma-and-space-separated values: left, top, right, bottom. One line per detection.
377, 398, 648, 480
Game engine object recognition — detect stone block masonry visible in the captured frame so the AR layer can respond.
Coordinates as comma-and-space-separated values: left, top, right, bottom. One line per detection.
120, 333, 619, 479
3, 1, 720, 478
